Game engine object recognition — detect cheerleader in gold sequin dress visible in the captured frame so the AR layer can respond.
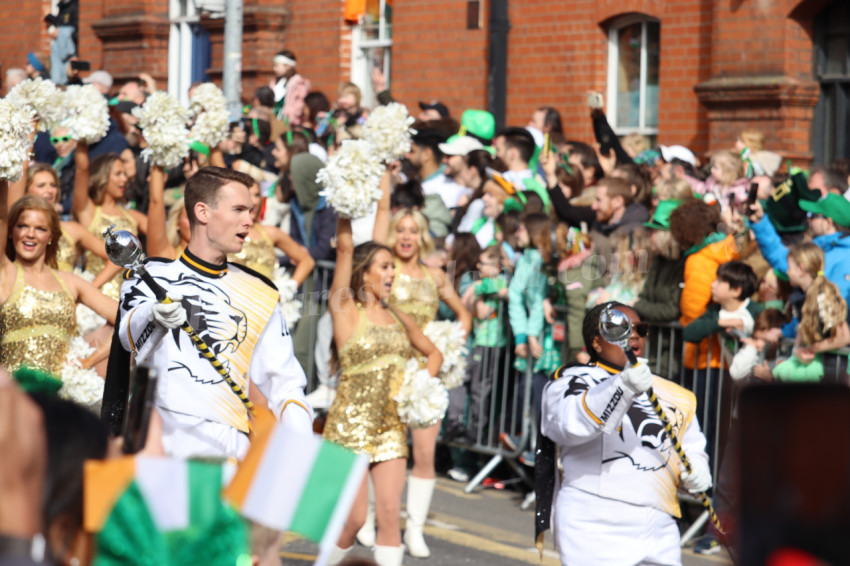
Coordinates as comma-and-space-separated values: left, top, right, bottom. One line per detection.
323, 215, 442, 566
371, 183, 472, 558
0, 189, 118, 379
72, 142, 148, 300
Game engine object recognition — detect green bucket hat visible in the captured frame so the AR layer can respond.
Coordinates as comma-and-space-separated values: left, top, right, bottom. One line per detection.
798, 193, 850, 228
459, 109, 495, 143
644, 199, 681, 230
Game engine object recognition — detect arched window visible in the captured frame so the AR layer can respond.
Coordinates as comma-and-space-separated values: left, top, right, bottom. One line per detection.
812, 0, 850, 165
606, 15, 660, 137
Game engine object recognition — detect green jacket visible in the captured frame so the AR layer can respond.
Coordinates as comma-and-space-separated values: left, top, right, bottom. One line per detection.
633, 256, 685, 323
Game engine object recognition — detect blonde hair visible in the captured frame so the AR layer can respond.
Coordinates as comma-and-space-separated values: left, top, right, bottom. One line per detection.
654, 178, 693, 202
613, 227, 651, 287
337, 81, 361, 107
710, 150, 744, 187
652, 229, 681, 260
739, 129, 765, 153
88, 153, 124, 205
388, 208, 434, 258
788, 242, 824, 281
166, 198, 186, 248
799, 276, 847, 346
26, 163, 60, 189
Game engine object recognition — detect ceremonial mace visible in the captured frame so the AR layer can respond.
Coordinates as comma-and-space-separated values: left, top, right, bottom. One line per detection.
104, 225, 255, 415
599, 306, 723, 533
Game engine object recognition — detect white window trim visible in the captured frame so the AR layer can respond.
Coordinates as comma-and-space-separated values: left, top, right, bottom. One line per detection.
606, 15, 659, 137
350, 0, 393, 108
168, 0, 199, 108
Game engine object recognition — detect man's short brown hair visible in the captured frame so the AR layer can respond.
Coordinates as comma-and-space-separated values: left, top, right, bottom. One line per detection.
184, 166, 255, 228
599, 176, 633, 207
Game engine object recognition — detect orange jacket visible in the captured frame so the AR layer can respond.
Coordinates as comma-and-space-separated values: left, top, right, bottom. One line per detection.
679, 234, 740, 369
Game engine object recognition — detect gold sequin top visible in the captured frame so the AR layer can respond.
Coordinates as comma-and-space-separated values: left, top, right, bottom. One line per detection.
388, 261, 439, 330
87, 206, 138, 300
323, 308, 411, 463
0, 263, 76, 376
227, 225, 276, 278
56, 226, 76, 272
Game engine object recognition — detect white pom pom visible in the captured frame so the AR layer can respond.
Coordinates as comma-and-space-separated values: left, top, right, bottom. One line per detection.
423, 320, 468, 389
188, 83, 230, 149
317, 139, 384, 219
363, 102, 416, 162
6, 77, 64, 131
132, 91, 190, 169
64, 84, 110, 144
395, 358, 449, 428
0, 99, 34, 181
272, 266, 303, 328
59, 336, 104, 408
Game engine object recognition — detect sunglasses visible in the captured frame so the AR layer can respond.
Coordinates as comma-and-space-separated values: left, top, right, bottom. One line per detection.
634, 322, 649, 338
50, 135, 72, 144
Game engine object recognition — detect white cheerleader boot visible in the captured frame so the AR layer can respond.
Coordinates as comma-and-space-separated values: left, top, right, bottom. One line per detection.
326, 544, 351, 566
373, 545, 405, 566
355, 477, 376, 547
403, 476, 435, 558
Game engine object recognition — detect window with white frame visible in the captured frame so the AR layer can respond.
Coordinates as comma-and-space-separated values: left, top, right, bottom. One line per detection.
606, 16, 660, 137
351, 0, 392, 109
168, 0, 206, 107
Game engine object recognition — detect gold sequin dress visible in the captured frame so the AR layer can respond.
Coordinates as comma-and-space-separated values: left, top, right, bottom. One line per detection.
87, 206, 137, 300
323, 308, 411, 463
387, 261, 439, 330
227, 225, 276, 278
0, 263, 76, 376
56, 226, 76, 272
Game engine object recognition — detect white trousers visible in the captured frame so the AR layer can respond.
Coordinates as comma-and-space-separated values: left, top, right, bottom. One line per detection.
555, 486, 681, 566
158, 407, 250, 460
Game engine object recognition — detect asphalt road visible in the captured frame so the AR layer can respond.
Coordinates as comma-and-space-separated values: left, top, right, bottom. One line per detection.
278, 476, 732, 565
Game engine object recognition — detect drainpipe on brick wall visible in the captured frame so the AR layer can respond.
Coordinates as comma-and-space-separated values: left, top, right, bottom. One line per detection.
488, 0, 509, 131
223, 0, 243, 121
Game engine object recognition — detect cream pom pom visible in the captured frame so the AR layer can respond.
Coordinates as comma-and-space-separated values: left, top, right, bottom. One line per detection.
423, 320, 469, 390
317, 139, 384, 219
395, 358, 449, 428
189, 83, 230, 148
59, 336, 104, 409
6, 77, 65, 131
132, 91, 190, 168
272, 266, 303, 328
363, 102, 416, 162
64, 84, 110, 144
0, 99, 35, 181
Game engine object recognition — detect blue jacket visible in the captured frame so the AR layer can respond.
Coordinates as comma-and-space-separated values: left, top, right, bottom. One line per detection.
752, 216, 850, 301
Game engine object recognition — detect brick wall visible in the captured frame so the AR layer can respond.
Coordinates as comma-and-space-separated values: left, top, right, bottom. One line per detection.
282, 0, 346, 101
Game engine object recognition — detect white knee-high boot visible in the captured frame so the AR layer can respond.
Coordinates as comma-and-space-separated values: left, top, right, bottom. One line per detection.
326, 544, 352, 566
356, 477, 376, 547
403, 476, 435, 558
374, 545, 405, 566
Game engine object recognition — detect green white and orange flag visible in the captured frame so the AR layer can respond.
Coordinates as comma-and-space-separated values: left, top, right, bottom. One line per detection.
224, 415, 369, 566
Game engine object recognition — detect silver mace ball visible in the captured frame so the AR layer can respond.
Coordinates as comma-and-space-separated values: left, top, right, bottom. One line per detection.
599, 305, 633, 351
103, 224, 144, 269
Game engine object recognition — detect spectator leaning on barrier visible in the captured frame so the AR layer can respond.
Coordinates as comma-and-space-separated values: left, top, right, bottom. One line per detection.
634, 200, 686, 324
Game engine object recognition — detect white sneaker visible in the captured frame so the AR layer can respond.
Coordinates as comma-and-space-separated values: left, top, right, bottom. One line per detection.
447, 468, 470, 482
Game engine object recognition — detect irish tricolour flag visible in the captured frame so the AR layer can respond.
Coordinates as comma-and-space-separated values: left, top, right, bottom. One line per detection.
225, 415, 369, 566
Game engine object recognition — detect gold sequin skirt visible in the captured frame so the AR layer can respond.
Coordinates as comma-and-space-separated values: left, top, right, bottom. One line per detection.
323, 365, 408, 463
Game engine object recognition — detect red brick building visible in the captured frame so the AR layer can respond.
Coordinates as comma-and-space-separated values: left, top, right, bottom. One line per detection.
2, 0, 848, 165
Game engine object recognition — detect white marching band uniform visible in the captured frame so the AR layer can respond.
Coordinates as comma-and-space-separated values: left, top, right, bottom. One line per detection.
118, 249, 313, 459
541, 362, 710, 566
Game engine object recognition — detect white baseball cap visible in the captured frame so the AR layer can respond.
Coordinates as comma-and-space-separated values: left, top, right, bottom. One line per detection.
439, 135, 485, 156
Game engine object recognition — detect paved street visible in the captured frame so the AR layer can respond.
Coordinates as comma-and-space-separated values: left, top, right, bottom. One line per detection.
278, 476, 731, 565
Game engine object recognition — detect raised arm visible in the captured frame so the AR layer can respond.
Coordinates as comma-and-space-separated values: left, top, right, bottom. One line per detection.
72, 141, 94, 225
209, 146, 226, 168
7, 122, 37, 207
431, 267, 472, 335
393, 308, 443, 377
372, 169, 392, 245
144, 165, 175, 258
330, 216, 354, 310
0, 181, 9, 272
268, 226, 315, 285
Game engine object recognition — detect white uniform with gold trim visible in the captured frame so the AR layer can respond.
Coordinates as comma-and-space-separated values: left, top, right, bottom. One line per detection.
118, 250, 312, 459
541, 363, 709, 566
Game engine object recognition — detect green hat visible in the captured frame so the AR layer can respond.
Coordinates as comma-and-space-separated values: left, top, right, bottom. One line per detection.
798, 193, 850, 228
644, 199, 681, 230
459, 109, 495, 142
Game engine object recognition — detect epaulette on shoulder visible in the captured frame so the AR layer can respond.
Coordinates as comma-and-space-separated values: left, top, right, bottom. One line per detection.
123, 256, 173, 279
227, 261, 278, 292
